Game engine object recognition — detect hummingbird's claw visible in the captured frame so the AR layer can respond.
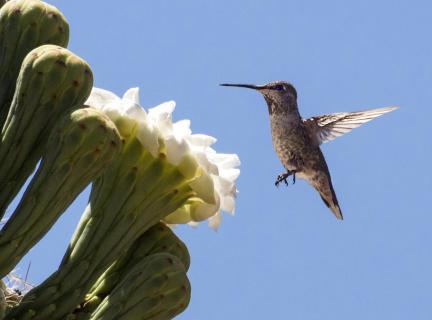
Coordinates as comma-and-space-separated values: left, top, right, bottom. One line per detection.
275, 172, 290, 187
275, 170, 296, 187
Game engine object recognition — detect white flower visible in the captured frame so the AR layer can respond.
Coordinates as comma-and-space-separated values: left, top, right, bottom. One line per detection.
85, 87, 240, 230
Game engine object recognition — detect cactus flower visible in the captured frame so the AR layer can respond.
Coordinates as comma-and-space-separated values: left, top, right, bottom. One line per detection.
86, 87, 240, 230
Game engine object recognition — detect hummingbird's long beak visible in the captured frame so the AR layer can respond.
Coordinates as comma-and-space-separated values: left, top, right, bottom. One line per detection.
220, 83, 267, 90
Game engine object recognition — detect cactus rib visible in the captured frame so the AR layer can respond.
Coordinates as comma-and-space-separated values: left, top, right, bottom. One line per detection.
0, 44, 93, 219
0, 108, 121, 278
5, 133, 196, 320
88, 253, 191, 320
79, 222, 190, 316
0, 0, 69, 128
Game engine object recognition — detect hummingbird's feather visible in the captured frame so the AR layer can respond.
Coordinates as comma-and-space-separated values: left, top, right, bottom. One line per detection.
303, 106, 398, 145
306, 170, 343, 220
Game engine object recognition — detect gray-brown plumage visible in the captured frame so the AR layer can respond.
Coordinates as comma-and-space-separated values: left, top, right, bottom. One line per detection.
221, 81, 397, 219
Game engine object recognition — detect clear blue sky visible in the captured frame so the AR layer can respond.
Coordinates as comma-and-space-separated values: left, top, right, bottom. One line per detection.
10, 0, 432, 319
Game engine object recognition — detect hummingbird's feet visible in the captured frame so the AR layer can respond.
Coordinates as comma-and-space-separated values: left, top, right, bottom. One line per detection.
275, 170, 296, 187
275, 173, 289, 187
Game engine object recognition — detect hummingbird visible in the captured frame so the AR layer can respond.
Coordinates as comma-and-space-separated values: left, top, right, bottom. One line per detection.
221, 81, 397, 219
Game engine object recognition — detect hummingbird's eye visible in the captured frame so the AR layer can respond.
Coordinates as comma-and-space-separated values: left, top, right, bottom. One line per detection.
274, 85, 284, 91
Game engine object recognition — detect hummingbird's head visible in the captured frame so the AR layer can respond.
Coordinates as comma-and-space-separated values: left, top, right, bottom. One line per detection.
220, 81, 299, 116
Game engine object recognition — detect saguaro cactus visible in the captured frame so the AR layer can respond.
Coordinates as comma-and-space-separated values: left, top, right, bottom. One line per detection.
0, 44, 93, 218
86, 253, 191, 320
74, 223, 191, 319
0, 281, 5, 319
0, 107, 121, 277
0, 0, 69, 127
6, 140, 196, 319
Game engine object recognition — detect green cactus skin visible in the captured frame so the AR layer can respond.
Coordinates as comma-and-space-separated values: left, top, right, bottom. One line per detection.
0, 0, 69, 128
78, 222, 190, 316
0, 280, 5, 319
0, 108, 121, 278
87, 253, 191, 320
128, 223, 190, 271
5, 133, 196, 320
0, 44, 93, 219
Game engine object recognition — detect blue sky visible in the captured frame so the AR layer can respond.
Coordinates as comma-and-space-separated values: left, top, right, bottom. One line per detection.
9, 0, 432, 319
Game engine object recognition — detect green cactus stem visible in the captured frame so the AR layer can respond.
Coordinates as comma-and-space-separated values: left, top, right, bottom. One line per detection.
78, 222, 190, 316
0, 44, 93, 219
85, 253, 190, 320
0, 280, 5, 319
5, 130, 199, 320
0, 108, 121, 278
0, 0, 69, 128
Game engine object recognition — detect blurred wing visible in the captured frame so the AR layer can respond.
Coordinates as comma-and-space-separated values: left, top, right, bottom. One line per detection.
303, 106, 398, 145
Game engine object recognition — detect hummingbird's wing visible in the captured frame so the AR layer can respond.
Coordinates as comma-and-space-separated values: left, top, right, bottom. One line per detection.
303, 106, 398, 145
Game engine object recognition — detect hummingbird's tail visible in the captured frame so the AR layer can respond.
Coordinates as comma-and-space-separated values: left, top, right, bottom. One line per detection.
309, 171, 343, 220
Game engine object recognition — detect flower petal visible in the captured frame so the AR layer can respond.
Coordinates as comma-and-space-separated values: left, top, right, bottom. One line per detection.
221, 195, 236, 214
208, 153, 241, 169
189, 171, 216, 204
123, 87, 140, 104
173, 120, 191, 138
85, 88, 119, 109
148, 101, 176, 136
208, 212, 222, 230
164, 205, 192, 224
164, 136, 189, 165
136, 122, 160, 157
187, 134, 217, 149
190, 197, 220, 222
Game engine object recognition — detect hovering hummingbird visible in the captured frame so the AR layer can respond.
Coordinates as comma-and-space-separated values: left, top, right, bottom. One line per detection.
221, 81, 397, 219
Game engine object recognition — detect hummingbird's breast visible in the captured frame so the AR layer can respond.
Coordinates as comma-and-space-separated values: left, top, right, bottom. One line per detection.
270, 114, 318, 173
